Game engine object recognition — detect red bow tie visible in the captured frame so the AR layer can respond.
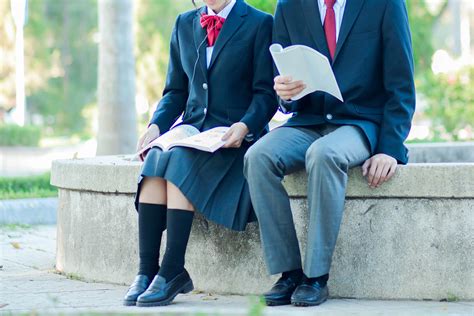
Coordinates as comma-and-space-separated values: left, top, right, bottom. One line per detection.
200, 14, 226, 47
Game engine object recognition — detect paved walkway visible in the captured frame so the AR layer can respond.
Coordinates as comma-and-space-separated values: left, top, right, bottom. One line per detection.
1, 225, 472, 315
0, 198, 57, 225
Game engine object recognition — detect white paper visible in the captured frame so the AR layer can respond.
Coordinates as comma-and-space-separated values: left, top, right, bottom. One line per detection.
270, 44, 343, 102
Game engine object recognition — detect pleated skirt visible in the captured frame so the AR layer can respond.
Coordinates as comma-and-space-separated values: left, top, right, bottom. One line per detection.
133, 144, 255, 231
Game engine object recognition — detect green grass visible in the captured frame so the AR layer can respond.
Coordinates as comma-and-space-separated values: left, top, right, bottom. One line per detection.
0, 223, 32, 230
0, 173, 57, 200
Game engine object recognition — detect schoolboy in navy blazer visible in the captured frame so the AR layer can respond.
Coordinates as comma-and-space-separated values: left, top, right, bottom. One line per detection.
244, 0, 416, 307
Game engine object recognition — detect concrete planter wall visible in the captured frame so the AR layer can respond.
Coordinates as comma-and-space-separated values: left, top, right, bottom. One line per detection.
51, 155, 474, 300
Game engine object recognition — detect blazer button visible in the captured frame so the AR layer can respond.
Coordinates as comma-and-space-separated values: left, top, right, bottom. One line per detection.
326, 113, 333, 120
202, 83, 208, 90
203, 108, 207, 114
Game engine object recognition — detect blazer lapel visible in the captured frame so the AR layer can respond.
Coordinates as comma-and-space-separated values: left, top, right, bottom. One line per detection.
333, 0, 365, 62
301, 0, 331, 60
193, 6, 208, 78
208, 1, 247, 70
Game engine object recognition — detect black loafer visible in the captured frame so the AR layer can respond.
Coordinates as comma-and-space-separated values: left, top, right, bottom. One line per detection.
264, 275, 302, 306
123, 274, 151, 306
136, 270, 194, 307
291, 278, 329, 307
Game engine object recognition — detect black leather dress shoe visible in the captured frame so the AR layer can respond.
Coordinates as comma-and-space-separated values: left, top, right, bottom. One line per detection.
264, 275, 302, 306
291, 278, 329, 307
123, 275, 151, 306
136, 270, 194, 307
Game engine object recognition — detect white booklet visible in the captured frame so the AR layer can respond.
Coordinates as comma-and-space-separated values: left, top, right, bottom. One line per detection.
135, 125, 229, 160
269, 44, 343, 102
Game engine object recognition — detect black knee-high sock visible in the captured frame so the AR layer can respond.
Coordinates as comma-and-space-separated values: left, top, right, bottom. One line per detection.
138, 203, 167, 280
158, 209, 194, 281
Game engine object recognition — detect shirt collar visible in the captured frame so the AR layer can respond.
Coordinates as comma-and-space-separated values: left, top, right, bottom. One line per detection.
318, 0, 346, 9
207, 0, 236, 19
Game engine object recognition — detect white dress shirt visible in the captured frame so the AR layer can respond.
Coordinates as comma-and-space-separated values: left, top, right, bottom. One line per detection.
317, 0, 346, 42
206, 0, 236, 68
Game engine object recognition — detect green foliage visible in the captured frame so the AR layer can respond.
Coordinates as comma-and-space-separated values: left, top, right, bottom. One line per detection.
247, 0, 276, 14
24, 0, 98, 136
0, 124, 41, 146
422, 67, 474, 140
0, 173, 57, 200
406, 0, 440, 77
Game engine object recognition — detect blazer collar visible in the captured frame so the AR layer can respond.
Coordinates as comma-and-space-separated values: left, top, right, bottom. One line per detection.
301, 0, 331, 60
208, 0, 248, 70
333, 0, 365, 62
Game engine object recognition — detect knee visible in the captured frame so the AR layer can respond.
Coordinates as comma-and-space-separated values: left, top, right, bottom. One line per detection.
244, 141, 277, 177
305, 142, 344, 171
138, 177, 167, 204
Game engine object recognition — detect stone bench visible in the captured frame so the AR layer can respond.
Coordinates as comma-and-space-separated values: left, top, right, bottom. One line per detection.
50, 155, 474, 300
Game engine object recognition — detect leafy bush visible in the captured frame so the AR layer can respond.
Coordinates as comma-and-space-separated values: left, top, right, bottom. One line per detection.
422, 67, 474, 140
0, 124, 42, 147
0, 173, 57, 200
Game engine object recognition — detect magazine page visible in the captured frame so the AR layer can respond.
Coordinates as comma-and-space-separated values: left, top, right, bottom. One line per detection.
136, 124, 200, 160
171, 126, 230, 153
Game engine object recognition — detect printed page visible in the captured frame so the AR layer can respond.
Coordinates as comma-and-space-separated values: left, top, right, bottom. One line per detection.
136, 124, 200, 159
171, 127, 230, 153
270, 44, 343, 102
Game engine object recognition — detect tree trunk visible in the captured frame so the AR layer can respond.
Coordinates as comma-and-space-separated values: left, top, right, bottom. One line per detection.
96, 0, 137, 155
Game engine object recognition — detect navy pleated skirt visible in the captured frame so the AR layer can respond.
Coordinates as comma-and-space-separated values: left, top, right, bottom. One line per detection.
133, 144, 255, 231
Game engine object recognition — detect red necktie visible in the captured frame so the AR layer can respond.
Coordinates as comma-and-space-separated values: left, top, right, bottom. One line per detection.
200, 14, 226, 47
324, 0, 337, 60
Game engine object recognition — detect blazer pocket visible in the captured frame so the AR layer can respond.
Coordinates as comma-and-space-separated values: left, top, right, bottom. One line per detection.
352, 103, 384, 115
227, 108, 247, 122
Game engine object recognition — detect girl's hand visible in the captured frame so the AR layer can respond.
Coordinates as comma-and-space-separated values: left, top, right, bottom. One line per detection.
222, 122, 249, 148
136, 124, 160, 159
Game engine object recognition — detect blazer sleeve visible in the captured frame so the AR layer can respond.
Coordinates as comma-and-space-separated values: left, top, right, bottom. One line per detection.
148, 15, 189, 134
376, 0, 416, 164
239, 14, 278, 137
273, 1, 297, 114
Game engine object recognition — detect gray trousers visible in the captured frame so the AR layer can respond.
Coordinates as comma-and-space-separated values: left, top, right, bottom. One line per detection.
243, 124, 371, 277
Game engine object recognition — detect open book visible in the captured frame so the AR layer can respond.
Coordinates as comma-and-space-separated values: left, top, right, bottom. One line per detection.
136, 125, 229, 161
270, 44, 343, 102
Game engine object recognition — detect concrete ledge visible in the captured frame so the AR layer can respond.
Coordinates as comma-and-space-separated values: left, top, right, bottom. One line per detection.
51, 156, 474, 198
51, 156, 474, 300
408, 141, 474, 163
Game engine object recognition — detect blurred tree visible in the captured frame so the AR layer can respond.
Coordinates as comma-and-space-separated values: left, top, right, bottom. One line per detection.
97, 0, 137, 155
24, 0, 98, 135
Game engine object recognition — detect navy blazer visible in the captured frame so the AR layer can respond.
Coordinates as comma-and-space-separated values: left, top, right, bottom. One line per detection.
275, 0, 416, 163
149, 0, 277, 141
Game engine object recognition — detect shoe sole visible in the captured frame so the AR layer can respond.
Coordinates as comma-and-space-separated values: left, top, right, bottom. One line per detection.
123, 300, 137, 306
291, 296, 328, 307
265, 299, 291, 306
136, 280, 194, 307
